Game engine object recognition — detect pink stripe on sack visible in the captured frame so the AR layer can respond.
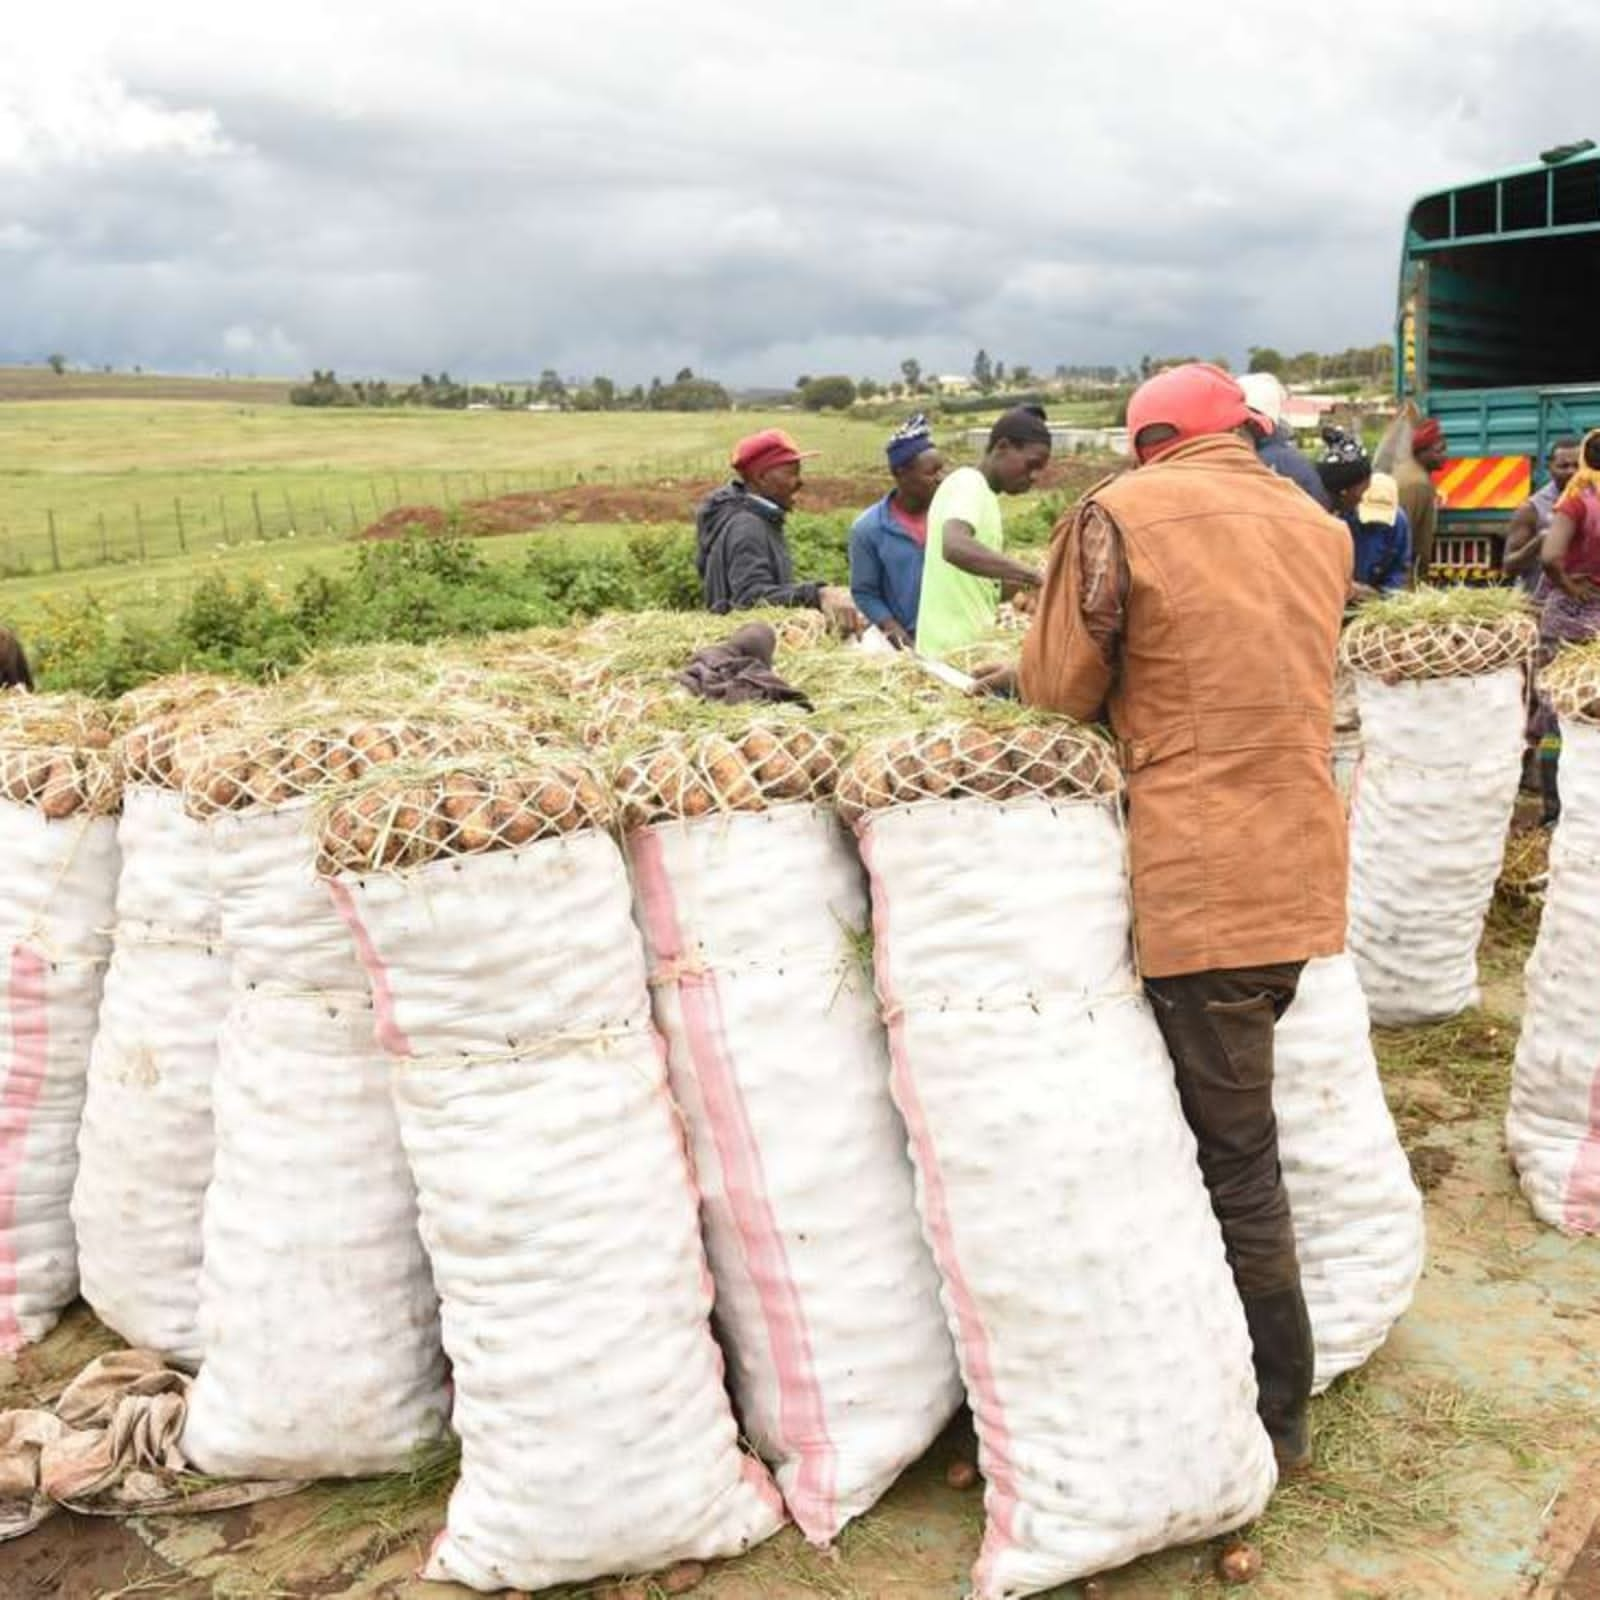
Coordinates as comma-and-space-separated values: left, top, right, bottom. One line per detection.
325, 880, 415, 1057
629, 827, 835, 1541
855, 825, 1018, 1597
1561, 1055, 1600, 1232
0, 947, 51, 1354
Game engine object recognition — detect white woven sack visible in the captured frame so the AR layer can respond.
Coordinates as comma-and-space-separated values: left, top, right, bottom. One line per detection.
327, 833, 784, 1591
1273, 954, 1424, 1388
73, 787, 226, 1366
1508, 721, 1600, 1231
181, 803, 447, 1476
856, 796, 1275, 1600
1347, 669, 1524, 1025
0, 798, 119, 1353
627, 807, 960, 1543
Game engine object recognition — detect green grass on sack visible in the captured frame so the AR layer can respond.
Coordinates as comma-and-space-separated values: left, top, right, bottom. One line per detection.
1355, 586, 1535, 630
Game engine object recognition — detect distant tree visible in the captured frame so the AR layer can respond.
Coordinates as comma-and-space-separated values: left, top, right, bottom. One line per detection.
1209, 355, 1232, 373
627, 384, 646, 408
536, 367, 567, 404
1011, 364, 1034, 387
795, 374, 813, 392
993, 360, 1007, 388
1246, 347, 1285, 376
801, 375, 858, 412
593, 375, 617, 409
900, 357, 923, 394
649, 376, 731, 411
46, 354, 66, 375
972, 349, 995, 393
858, 377, 881, 400
674, 366, 695, 384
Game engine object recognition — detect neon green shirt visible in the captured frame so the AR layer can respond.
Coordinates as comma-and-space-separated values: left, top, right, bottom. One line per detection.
916, 466, 1003, 659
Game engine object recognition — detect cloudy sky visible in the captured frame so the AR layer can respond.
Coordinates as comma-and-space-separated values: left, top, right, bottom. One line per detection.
2, 1, 1597, 387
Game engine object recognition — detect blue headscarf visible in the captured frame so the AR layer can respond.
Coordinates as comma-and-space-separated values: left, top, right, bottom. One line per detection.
886, 413, 934, 472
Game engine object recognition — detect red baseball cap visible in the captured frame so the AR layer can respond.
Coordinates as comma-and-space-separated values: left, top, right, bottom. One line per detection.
1126, 363, 1264, 463
732, 428, 818, 478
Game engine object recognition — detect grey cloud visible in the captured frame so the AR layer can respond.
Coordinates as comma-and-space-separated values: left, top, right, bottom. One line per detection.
4, 0, 1600, 383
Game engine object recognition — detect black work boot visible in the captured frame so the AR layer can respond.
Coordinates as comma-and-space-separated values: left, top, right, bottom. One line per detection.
1540, 758, 1562, 829
1241, 1288, 1316, 1472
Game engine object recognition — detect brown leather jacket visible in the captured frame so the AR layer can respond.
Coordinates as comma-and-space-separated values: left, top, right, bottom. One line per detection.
1021, 434, 1351, 978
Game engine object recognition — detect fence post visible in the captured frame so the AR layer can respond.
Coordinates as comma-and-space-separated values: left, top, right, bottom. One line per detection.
46, 511, 61, 572
174, 498, 188, 554
135, 503, 148, 562
251, 490, 265, 540
220, 497, 232, 544
282, 488, 297, 532
391, 475, 402, 508
348, 496, 360, 533
370, 484, 383, 520
98, 512, 110, 564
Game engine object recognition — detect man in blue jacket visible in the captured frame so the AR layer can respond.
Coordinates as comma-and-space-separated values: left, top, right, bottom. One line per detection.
848, 415, 947, 647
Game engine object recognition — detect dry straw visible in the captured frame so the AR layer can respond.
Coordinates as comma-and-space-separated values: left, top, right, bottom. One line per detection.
316, 750, 611, 878
1340, 588, 1537, 681
1541, 639, 1600, 725
0, 689, 120, 818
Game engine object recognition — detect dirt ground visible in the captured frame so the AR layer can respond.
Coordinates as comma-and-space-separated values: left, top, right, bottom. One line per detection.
358, 460, 1114, 541
1, 885, 1597, 1600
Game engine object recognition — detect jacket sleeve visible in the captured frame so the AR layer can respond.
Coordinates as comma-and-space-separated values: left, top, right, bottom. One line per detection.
1019, 504, 1120, 722
848, 518, 894, 630
724, 514, 822, 610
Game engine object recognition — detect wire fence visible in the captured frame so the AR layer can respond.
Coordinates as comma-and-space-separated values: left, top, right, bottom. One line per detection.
0, 441, 894, 581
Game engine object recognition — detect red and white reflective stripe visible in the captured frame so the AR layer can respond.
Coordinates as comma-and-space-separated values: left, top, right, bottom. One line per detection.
628, 826, 834, 1540
854, 824, 1017, 1594
0, 947, 49, 1354
325, 881, 415, 1058
1561, 1059, 1600, 1233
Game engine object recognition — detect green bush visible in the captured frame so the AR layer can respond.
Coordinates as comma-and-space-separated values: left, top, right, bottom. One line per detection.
27, 519, 862, 697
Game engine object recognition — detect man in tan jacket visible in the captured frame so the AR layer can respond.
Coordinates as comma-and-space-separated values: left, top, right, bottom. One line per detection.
985, 363, 1352, 1469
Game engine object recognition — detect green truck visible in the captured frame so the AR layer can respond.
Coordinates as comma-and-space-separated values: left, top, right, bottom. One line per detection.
1397, 139, 1600, 578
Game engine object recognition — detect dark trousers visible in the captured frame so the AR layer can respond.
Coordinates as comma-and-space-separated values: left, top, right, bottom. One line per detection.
1145, 961, 1314, 1446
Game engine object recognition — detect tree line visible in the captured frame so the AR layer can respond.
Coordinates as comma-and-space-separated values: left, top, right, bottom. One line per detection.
286, 342, 1399, 416
289, 368, 730, 411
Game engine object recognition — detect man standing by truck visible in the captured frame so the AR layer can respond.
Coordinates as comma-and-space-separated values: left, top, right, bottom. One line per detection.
977, 363, 1351, 1471
1504, 438, 1581, 594
1396, 418, 1448, 582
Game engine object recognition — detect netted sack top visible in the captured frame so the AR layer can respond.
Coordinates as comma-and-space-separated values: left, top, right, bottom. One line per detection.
0, 690, 120, 818
613, 721, 843, 830
836, 718, 1122, 826
111, 672, 238, 733
317, 754, 611, 877
182, 712, 523, 820
1339, 592, 1537, 681
120, 686, 262, 792
580, 682, 696, 751
1542, 641, 1600, 726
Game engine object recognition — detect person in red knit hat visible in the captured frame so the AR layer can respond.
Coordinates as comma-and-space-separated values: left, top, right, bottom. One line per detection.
1396, 417, 1447, 581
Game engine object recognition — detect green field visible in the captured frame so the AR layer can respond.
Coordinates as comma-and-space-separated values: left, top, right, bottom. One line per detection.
0, 402, 895, 577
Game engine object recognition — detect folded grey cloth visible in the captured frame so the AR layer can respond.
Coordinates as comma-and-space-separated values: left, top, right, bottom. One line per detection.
676, 622, 813, 708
